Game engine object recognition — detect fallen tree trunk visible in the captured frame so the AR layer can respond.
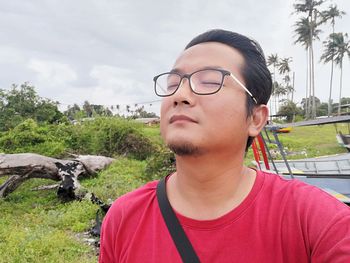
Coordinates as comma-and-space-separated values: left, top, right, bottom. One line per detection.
0, 153, 115, 200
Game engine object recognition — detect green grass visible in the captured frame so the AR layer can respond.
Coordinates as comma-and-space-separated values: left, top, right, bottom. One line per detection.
142, 125, 163, 146
0, 157, 146, 263
245, 123, 348, 164
270, 123, 348, 159
1, 123, 348, 262
81, 158, 146, 201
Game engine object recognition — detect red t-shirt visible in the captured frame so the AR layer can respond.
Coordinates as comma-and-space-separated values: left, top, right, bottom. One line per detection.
99, 171, 350, 262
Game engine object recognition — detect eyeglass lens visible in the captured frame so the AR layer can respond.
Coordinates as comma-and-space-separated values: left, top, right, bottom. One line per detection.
155, 69, 224, 96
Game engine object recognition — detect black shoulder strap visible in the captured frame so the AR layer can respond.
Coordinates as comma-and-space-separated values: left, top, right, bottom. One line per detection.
156, 177, 201, 263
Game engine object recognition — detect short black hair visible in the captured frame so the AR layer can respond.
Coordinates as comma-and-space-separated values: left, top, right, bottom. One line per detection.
185, 29, 272, 150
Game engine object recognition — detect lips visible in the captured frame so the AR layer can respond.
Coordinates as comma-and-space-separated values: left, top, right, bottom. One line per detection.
169, 115, 196, 124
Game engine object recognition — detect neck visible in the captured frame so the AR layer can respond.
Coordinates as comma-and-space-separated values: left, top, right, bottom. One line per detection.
166, 150, 256, 220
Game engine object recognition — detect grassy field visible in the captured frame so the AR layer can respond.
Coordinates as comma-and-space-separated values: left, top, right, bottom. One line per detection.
273, 123, 348, 157
0, 158, 146, 263
245, 123, 349, 162
0, 123, 349, 262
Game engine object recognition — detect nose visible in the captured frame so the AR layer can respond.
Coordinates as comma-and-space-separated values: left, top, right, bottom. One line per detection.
172, 77, 195, 106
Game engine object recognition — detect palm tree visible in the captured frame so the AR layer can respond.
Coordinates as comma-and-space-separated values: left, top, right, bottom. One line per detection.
267, 54, 279, 77
321, 33, 350, 115
320, 4, 346, 116
278, 57, 292, 75
293, 0, 325, 119
267, 54, 279, 116
278, 57, 293, 101
294, 17, 321, 118
274, 83, 287, 113
282, 75, 294, 101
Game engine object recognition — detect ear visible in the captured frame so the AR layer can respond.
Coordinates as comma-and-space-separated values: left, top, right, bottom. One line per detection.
247, 105, 269, 137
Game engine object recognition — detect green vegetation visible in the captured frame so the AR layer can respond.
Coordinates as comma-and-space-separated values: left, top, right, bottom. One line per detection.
0, 83, 349, 262
1, 116, 348, 262
0, 114, 167, 262
245, 123, 348, 164
0, 177, 97, 263
0, 83, 63, 131
274, 123, 348, 158
0, 117, 155, 160
0, 158, 147, 263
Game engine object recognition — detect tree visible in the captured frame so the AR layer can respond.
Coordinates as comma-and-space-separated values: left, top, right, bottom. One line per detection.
278, 57, 293, 101
340, 97, 350, 105
0, 83, 62, 131
278, 57, 292, 75
300, 96, 321, 117
35, 99, 63, 123
273, 82, 287, 114
277, 100, 302, 122
293, 0, 325, 119
317, 102, 328, 116
321, 32, 350, 115
64, 103, 81, 120
132, 106, 158, 118
267, 54, 279, 115
320, 4, 346, 116
267, 54, 279, 78
83, 100, 93, 117
91, 104, 113, 116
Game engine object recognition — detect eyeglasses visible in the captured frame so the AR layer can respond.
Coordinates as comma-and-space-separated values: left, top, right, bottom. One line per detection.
153, 68, 257, 104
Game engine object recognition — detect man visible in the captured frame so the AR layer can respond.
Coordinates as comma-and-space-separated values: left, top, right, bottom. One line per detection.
99, 29, 350, 262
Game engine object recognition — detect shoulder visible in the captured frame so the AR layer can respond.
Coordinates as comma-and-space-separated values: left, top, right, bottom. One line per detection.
257, 171, 350, 260
259, 170, 349, 211
259, 171, 350, 249
99, 180, 160, 261
259, 170, 348, 208
107, 180, 159, 218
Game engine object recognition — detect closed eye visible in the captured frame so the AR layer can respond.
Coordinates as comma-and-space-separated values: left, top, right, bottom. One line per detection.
200, 81, 221, 87
167, 83, 179, 90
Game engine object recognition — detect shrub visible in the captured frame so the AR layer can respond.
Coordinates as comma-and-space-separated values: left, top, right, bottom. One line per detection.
0, 119, 67, 157
0, 117, 156, 160
68, 117, 155, 160
143, 146, 176, 181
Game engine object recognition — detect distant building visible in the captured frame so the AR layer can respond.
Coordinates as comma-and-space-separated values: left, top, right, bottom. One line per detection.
134, 117, 160, 126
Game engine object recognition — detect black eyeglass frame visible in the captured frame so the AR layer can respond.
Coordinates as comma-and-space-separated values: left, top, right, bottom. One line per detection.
153, 68, 257, 104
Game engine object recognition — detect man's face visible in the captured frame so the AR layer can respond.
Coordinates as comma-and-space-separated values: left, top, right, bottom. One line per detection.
160, 42, 253, 156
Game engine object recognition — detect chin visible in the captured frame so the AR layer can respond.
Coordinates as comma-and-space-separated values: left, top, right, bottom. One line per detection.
167, 141, 202, 156
166, 136, 203, 156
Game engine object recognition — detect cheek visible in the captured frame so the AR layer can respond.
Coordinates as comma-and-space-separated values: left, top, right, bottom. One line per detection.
205, 98, 248, 135
209, 97, 246, 120
160, 100, 171, 138
160, 98, 171, 117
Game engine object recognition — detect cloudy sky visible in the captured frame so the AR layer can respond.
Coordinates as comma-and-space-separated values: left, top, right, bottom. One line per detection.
0, 0, 349, 115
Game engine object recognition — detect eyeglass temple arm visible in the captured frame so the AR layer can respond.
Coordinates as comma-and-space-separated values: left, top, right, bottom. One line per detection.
230, 73, 257, 104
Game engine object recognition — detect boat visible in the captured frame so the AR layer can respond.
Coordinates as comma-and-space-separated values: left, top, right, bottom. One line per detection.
253, 115, 350, 205
276, 127, 292, 133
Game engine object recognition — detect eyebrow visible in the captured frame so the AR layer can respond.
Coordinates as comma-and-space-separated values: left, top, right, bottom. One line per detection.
170, 66, 225, 74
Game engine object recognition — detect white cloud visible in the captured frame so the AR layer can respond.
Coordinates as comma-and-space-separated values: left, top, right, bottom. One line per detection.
28, 59, 77, 87
86, 65, 150, 106
0, 0, 349, 111
0, 45, 25, 64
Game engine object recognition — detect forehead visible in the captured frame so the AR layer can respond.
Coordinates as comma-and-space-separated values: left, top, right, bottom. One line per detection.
173, 42, 245, 74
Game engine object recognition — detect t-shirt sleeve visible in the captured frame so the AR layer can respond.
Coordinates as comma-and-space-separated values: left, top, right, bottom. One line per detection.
99, 201, 122, 263
311, 209, 350, 262
301, 186, 350, 262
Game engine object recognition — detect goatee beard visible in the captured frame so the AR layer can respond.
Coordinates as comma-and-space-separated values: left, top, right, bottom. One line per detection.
168, 143, 202, 156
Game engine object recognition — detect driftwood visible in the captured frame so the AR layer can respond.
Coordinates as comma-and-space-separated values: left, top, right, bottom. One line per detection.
0, 153, 115, 201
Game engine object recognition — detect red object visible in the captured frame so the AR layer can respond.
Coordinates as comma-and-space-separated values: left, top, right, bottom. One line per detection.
99, 171, 350, 263
251, 139, 261, 170
251, 134, 270, 170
